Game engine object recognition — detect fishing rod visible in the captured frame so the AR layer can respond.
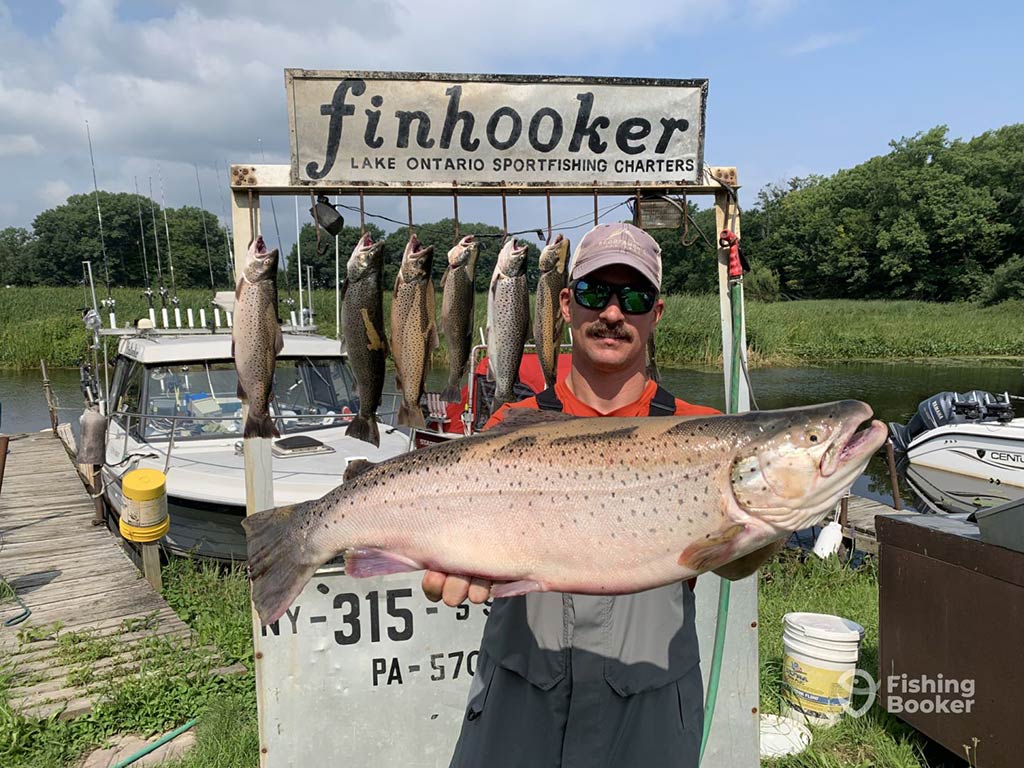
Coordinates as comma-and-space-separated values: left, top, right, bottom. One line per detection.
148, 177, 168, 309
194, 163, 216, 290
214, 161, 234, 283
132, 177, 154, 311
85, 121, 115, 320
157, 166, 180, 317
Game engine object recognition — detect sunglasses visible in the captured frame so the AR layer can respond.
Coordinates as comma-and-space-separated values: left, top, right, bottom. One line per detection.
571, 278, 658, 315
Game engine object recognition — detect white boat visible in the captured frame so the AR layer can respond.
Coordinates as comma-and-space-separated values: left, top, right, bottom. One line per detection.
98, 329, 411, 561
889, 390, 1024, 488
904, 464, 1024, 515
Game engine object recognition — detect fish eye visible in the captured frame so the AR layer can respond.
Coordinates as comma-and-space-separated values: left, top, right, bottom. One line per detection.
807, 429, 824, 443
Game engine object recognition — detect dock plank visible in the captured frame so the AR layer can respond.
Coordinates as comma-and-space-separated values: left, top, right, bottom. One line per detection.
0, 431, 205, 720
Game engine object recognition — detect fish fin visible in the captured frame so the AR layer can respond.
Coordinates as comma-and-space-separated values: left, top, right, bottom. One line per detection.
398, 401, 427, 429
244, 412, 280, 439
235, 275, 245, 300
490, 579, 544, 599
242, 503, 319, 625
345, 418, 380, 448
343, 456, 376, 482
678, 523, 746, 572
274, 324, 284, 355
339, 277, 348, 303
440, 266, 450, 290
487, 407, 576, 433
236, 380, 247, 400
343, 547, 422, 578
426, 279, 439, 350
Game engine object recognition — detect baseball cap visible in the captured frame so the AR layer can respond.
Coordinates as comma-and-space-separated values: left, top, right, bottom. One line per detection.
569, 222, 662, 291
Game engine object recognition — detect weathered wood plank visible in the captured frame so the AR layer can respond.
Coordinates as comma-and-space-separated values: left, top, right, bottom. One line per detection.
0, 431, 207, 720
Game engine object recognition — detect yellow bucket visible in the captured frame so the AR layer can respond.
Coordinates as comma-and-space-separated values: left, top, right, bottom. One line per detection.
121, 469, 168, 541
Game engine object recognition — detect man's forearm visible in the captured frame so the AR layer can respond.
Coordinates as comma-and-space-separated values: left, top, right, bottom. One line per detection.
712, 538, 786, 581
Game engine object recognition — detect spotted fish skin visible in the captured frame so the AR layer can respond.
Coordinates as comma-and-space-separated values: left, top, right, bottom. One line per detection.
486, 237, 530, 413
534, 235, 569, 389
233, 236, 283, 438
342, 233, 387, 447
244, 400, 889, 624
390, 235, 437, 428
440, 235, 479, 403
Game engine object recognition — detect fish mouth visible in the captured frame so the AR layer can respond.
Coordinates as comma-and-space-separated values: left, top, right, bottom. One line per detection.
359, 232, 374, 248
820, 415, 888, 477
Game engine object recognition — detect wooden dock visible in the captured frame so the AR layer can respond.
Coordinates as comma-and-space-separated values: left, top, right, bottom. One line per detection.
0, 430, 196, 720
843, 494, 903, 556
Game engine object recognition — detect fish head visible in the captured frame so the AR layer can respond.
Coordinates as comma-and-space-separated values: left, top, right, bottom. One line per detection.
538, 234, 569, 273
244, 242, 279, 283
447, 235, 478, 269
729, 400, 888, 530
401, 234, 434, 281
496, 237, 529, 277
347, 232, 384, 280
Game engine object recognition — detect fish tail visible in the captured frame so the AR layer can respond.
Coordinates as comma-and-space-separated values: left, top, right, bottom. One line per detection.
242, 503, 320, 625
398, 401, 426, 429
346, 415, 380, 447
244, 411, 280, 439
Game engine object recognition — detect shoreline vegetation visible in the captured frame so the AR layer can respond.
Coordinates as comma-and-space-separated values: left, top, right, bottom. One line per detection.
1, 286, 1022, 371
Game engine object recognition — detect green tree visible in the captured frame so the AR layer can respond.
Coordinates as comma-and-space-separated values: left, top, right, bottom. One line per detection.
0, 227, 37, 286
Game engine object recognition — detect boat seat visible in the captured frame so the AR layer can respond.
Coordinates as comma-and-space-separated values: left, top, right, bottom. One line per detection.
422, 392, 450, 428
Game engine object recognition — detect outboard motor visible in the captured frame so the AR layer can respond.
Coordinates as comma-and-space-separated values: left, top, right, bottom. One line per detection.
889, 390, 1015, 452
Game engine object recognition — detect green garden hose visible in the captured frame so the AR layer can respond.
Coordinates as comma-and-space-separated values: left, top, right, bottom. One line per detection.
699, 276, 745, 764
111, 718, 197, 768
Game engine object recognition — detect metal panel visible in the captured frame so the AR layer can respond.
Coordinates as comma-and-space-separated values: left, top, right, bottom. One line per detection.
695, 575, 760, 766
285, 70, 707, 190
256, 566, 758, 767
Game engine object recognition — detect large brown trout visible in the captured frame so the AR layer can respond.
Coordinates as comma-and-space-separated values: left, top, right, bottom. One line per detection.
486, 237, 530, 414
440, 235, 479, 403
534, 234, 570, 389
232, 236, 282, 438
390, 234, 437, 428
342, 233, 387, 447
244, 400, 887, 625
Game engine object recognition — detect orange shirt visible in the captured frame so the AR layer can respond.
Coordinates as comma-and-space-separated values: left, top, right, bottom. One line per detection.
484, 378, 720, 428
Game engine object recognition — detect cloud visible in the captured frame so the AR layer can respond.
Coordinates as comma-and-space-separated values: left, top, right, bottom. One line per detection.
40, 179, 73, 206
1, 0, 744, 235
748, 0, 798, 22
787, 30, 862, 56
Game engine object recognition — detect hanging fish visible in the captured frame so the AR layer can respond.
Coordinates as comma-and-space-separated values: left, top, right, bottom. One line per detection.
233, 236, 282, 438
342, 233, 387, 447
390, 234, 437, 429
534, 235, 570, 390
486, 237, 530, 414
440, 235, 479, 403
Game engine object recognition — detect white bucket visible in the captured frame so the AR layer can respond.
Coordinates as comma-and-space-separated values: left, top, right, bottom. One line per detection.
781, 612, 864, 727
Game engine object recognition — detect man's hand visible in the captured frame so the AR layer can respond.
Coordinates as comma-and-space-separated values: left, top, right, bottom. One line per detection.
422, 570, 493, 607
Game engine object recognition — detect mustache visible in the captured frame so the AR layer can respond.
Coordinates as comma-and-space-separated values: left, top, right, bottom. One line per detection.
586, 322, 633, 341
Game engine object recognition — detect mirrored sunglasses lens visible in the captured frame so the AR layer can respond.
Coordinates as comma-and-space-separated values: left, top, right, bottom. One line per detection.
574, 281, 610, 309
621, 288, 654, 313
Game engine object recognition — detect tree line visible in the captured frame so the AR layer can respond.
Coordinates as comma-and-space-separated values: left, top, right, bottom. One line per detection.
2, 123, 1020, 304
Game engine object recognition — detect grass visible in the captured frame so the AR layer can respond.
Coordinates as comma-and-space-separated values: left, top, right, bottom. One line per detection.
0, 550, 960, 767
759, 552, 929, 768
2, 286, 1022, 370
0, 558, 254, 768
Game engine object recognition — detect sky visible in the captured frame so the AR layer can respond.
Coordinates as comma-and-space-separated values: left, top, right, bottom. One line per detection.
1, 0, 1022, 261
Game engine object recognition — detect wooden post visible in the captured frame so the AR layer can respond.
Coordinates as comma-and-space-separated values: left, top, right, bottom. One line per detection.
40, 359, 58, 435
0, 434, 9, 496
713, 172, 748, 413
142, 542, 162, 591
885, 440, 903, 510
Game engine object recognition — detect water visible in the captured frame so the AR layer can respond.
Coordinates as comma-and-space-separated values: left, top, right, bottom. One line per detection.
3, 361, 1021, 511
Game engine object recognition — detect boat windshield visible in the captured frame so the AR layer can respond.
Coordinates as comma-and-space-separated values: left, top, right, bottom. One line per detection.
140, 357, 359, 441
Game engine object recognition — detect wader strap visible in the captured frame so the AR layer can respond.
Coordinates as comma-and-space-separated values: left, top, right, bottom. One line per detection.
648, 385, 677, 416
535, 387, 563, 411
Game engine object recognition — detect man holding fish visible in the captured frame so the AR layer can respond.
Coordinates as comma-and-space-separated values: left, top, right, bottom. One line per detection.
424, 222, 782, 768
